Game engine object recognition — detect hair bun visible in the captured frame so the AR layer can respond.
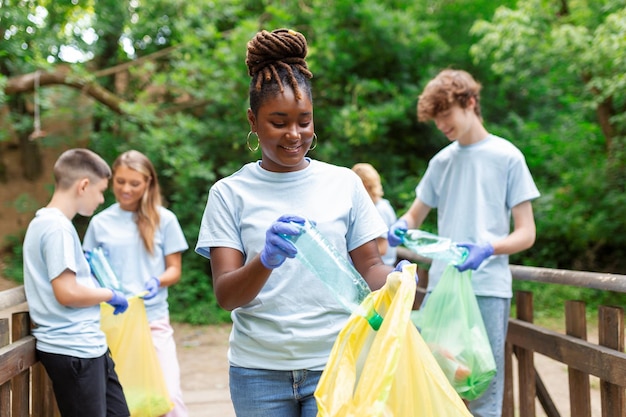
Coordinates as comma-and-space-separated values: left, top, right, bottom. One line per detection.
246, 28, 309, 77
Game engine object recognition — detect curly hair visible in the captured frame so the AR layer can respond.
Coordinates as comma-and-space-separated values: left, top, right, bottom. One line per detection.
246, 28, 313, 115
417, 69, 482, 122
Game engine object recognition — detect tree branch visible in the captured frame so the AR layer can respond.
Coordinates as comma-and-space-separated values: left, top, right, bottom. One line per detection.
93, 45, 179, 77
5, 66, 125, 114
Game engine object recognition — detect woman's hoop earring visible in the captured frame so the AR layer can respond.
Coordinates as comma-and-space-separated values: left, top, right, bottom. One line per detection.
246, 131, 259, 152
309, 133, 318, 151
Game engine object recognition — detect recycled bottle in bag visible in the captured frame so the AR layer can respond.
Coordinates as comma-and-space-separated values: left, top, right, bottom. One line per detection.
397, 229, 468, 265
281, 219, 383, 331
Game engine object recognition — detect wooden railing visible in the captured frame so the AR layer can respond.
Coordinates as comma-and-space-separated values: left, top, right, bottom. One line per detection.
398, 247, 626, 417
505, 265, 626, 417
0, 286, 58, 417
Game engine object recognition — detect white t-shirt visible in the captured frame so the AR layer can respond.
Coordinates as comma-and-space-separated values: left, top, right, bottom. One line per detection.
23, 207, 108, 358
83, 204, 188, 322
375, 198, 398, 266
196, 159, 387, 371
417, 135, 540, 297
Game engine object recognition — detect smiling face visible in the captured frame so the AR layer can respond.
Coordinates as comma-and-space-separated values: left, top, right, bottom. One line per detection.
248, 86, 315, 173
112, 165, 149, 212
432, 94, 486, 145
433, 104, 475, 142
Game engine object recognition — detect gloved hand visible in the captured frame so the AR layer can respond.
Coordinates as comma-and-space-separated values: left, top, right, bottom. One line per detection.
107, 289, 129, 315
387, 219, 408, 247
455, 242, 494, 272
393, 259, 412, 273
260, 215, 306, 269
143, 276, 160, 300
393, 259, 419, 285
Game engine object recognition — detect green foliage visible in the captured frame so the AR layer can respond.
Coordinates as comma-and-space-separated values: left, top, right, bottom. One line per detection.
1, 234, 24, 284
469, 1, 626, 272
168, 260, 232, 324
3, 0, 626, 324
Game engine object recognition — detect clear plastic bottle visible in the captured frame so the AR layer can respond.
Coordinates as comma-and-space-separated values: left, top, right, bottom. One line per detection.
281, 219, 383, 331
85, 246, 122, 291
397, 229, 468, 265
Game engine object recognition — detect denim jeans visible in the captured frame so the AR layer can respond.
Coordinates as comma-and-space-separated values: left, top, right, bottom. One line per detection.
229, 366, 322, 417
468, 296, 511, 417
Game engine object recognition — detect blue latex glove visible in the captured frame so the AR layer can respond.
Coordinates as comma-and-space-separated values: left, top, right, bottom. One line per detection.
393, 259, 419, 285
455, 242, 494, 272
143, 276, 160, 300
107, 289, 129, 315
260, 215, 305, 269
387, 219, 408, 247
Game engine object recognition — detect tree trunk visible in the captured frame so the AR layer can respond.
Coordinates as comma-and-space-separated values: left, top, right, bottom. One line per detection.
19, 131, 42, 181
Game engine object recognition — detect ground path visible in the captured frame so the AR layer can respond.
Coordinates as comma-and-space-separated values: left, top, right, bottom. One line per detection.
175, 322, 235, 416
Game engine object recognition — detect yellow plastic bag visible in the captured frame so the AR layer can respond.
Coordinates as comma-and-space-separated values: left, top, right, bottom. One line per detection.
101, 297, 173, 417
315, 264, 472, 417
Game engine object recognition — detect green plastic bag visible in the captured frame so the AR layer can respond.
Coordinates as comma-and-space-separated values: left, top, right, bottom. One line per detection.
316, 263, 473, 417
411, 264, 496, 401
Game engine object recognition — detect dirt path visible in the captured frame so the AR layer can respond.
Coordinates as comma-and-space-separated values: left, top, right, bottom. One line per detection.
175, 322, 235, 416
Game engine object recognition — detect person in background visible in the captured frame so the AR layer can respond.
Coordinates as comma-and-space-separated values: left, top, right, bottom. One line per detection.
83, 150, 189, 417
195, 28, 403, 417
351, 162, 397, 266
23, 148, 129, 417
388, 68, 540, 417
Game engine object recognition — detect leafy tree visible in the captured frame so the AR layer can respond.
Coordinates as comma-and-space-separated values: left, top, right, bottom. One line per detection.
470, 0, 626, 271
2, 0, 624, 324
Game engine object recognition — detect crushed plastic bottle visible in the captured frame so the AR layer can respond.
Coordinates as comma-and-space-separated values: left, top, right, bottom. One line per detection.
396, 229, 469, 265
281, 219, 383, 331
85, 246, 123, 291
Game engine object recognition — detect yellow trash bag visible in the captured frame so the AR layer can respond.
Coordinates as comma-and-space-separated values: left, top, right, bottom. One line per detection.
101, 296, 174, 417
315, 263, 472, 417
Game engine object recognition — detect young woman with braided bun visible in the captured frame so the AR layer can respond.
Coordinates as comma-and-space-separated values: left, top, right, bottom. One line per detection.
196, 29, 405, 417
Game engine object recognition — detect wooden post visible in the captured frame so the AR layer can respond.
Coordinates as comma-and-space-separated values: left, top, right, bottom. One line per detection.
503, 340, 514, 417
599, 306, 625, 417
566, 300, 591, 417
11, 312, 30, 417
516, 290, 536, 417
32, 361, 59, 417
0, 318, 10, 417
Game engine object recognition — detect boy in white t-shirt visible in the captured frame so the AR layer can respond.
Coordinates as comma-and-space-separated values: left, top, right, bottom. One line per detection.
23, 148, 129, 417
389, 69, 540, 417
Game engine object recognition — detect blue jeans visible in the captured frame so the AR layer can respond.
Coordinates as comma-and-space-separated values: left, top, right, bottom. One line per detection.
469, 296, 511, 417
229, 366, 321, 417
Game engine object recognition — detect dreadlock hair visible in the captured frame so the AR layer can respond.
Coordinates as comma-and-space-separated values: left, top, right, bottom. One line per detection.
246, 28, 313, 116
112, 150, 162, 255
417, 69, 483, 122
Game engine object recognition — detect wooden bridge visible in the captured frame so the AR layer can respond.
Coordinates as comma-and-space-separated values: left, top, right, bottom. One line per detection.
1, 261, 625, 416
